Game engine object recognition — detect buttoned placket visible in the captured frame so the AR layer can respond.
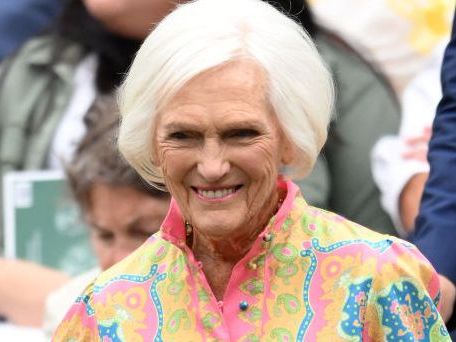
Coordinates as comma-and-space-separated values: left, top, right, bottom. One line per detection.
182, 226, 276, 340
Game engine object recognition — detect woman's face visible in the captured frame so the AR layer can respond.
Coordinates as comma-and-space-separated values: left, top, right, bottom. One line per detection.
154, 60, 292, 240
82, 0, 182, 39
86, 183, 169, 270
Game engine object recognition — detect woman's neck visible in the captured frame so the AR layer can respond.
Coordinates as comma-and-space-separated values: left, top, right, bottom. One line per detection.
189, 187, 284, 300
192, 236, 247, 300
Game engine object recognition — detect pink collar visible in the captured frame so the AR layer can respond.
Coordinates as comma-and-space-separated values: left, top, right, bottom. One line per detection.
159, 178, 300, 245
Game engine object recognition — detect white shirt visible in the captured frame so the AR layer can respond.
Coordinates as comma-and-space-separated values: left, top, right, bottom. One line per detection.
47, 54, 98, 170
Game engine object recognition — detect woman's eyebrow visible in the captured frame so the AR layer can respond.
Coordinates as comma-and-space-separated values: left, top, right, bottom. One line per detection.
161, 119, 267, 133
162, 122, 201, 132
220, 120, 267, 132
127, 218, 160, 234
89, 223, 110, 233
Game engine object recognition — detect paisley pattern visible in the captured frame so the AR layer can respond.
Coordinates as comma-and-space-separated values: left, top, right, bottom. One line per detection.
377, 281, 442, 341
53, 180, 449, 341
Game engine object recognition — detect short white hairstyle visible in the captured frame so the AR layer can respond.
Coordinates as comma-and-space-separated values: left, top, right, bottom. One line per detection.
118, 0, 334, 184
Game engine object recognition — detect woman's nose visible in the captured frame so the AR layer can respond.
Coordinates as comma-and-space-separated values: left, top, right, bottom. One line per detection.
197, 140, 230, 182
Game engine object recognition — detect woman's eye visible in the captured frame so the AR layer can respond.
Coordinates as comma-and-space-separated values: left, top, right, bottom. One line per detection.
168, 131, 190, 140
130, 228, 156, 239
96, 232, 114, 243
227, 129, 259, 139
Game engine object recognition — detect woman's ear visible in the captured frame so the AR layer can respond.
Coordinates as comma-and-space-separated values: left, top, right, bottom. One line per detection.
280, 136, 295, 165
151, 146, 159, 167
150, 128, 161, 167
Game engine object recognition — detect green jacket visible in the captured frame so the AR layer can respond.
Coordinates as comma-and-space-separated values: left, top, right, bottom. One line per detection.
0, 35, 85, 172
0, 35, 86, 233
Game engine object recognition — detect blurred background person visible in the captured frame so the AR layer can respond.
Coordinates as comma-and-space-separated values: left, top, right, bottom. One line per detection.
278, 0, 400, 234
0, 0, 62, 60
372, 43, 446, 235
0, 95, 170, 339
307, 0, 455, 236
0, 0, 179, 239
311, 1, 452, 232
0, 0, 180, 176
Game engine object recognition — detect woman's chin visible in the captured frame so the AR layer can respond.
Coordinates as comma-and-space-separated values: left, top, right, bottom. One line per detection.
192, 215, 243, 239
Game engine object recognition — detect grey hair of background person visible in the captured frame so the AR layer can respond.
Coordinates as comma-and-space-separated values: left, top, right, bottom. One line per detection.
66, 94, 169, 212
118, 0, 335, 185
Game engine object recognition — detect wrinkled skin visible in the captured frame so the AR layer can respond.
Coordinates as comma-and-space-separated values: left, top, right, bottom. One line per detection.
154, 60, 293, 298
87, 183, 169, 270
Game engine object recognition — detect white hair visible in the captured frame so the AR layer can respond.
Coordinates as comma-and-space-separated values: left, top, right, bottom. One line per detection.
118, 0, 334, 184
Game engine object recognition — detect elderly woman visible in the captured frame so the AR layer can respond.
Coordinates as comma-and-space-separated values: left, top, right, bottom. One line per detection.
54, 0, 449, 340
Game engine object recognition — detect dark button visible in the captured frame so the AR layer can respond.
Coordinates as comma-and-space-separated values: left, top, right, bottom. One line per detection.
239, 300, 249, 311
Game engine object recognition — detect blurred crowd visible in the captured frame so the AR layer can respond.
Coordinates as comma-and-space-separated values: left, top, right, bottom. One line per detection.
0, 0, 455, 339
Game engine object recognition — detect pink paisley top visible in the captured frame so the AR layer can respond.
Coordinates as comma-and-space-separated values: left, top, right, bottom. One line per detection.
53, 180, 449, 341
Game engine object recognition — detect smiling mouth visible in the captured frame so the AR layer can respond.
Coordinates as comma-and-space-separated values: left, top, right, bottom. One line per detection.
192, 185, 243, 200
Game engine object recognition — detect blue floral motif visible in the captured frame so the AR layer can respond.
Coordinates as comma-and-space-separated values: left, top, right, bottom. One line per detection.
340, 279, 373, 338
98, 322, 121, 341
377, 281, 442, 341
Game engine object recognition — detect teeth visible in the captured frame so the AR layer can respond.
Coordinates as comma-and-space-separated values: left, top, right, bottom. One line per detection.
198, 187, 236, 199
